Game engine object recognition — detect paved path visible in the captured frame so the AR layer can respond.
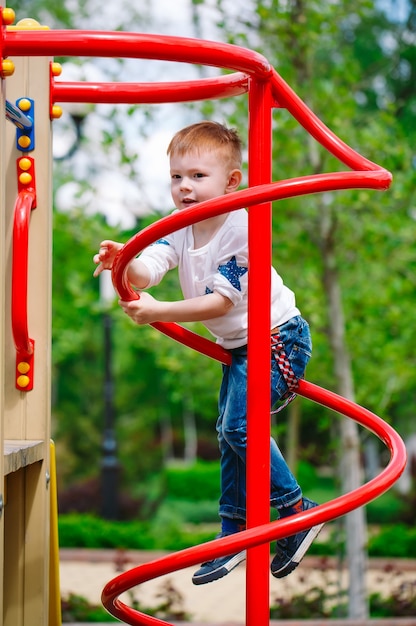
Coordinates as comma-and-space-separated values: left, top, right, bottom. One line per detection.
60, 549, 416, 625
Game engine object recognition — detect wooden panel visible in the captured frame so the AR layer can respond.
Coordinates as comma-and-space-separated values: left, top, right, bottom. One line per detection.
2, 41, 52, 626
4, 440, 44, 475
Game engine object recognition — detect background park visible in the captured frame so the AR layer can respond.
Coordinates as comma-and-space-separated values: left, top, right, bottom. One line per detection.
9, 0, 416, 621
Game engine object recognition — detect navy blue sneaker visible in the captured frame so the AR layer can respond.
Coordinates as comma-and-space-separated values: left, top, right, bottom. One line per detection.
192, 533, 246, 585
271, 497, 323, 579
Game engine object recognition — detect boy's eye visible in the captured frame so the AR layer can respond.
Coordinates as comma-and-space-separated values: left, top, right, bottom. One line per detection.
194, 172, 205, 178
172, 174, 181, 179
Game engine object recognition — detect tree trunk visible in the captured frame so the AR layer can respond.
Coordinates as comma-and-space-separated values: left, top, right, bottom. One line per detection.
320, 201, 369, 619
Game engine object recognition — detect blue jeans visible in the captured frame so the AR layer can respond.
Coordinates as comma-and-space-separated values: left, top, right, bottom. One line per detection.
216, 315, 312, 520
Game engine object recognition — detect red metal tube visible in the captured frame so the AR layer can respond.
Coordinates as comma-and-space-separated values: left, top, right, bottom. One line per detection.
12, 190, 36, 358
52, 73, 249, 105
101, 378, 406, 625
111, 170, 391, 366
4, 30, 272, 78
269, 68, 388, 174
245, 77, 273, 626
112, 169, 392, 304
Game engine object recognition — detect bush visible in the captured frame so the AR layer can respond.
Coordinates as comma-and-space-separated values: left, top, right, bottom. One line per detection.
160, 499, 220, 524
368, 523, 416, 558
58, 512, 416, 559
58, 476, 162, 521
58, 512, 216, 551
58, 514, 155, 550
61, 594, 118, 623
369, 582, 416, 618
164, 461, 220, 501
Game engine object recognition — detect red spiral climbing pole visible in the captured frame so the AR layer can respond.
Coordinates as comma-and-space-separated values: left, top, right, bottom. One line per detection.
2, 22, 405, 626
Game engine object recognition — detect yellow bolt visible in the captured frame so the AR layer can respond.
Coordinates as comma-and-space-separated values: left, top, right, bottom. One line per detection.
19, 172, 32, 185
18, 98, 32, 112
17, 375, 30, 388
17, 362, 30, 374
2, 8, 16, 25
51, 62, 62, 77
1, 59, 15, 77
18, 136, 32, 149
51, 105, 63, 119
19, 157, 32, 171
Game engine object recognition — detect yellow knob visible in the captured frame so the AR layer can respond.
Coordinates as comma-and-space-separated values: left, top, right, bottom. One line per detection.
17, 362, 30, 374
1, 59, 15, 77
2, 8, 15, 25
17, 375, 30, 388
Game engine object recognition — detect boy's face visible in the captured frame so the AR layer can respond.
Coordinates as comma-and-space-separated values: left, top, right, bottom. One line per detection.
169, 149, 241, 211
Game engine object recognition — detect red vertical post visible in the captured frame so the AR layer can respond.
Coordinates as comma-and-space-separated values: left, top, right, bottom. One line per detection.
246, 77, 273, 626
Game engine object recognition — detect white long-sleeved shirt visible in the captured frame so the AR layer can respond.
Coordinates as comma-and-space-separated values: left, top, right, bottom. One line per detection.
139, 209, 300, 349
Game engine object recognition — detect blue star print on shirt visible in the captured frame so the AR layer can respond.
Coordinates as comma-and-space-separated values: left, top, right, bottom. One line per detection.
218, 256, 248, 291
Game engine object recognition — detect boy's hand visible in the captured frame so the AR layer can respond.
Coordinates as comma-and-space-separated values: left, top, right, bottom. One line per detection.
119, 292, 161, 325
93, 240, 123, 277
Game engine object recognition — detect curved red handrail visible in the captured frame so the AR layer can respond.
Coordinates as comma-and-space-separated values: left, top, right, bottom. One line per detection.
52, 72, 249, 105
113, 170, 391, 302
12, 189, 36, 359
101, 378, 406, 625
268, 68, 383, 173
4, 30, 272, 78
111, 170, 390, 364
2, 29, 395, 178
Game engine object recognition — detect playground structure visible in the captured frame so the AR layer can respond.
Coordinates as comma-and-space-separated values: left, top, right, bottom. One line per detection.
0, 7, 407, 626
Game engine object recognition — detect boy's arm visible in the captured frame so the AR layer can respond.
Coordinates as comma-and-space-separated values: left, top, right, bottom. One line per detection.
125, 258, 152, 289
119, 291, 233, 326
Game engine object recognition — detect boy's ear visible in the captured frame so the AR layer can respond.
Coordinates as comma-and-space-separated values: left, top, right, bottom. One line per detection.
226, 169, 243, 193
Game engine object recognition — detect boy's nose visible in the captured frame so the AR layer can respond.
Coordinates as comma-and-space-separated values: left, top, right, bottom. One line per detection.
180, 176, 192, 191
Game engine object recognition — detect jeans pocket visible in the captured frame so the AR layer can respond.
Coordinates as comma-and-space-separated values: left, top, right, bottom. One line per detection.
271, 316, 312, 400
286, 341, 311, 380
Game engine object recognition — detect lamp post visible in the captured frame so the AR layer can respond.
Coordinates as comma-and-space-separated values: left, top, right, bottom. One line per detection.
100, 271, 119, 520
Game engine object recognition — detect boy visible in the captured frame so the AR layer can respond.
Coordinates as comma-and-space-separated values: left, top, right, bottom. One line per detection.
93, 120, 322, 585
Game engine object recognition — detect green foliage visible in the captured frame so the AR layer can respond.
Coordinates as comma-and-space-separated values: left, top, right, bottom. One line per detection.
62, 582, 191, 623
164, 461, 220, 501
368, 524, 416, 559
58, 491, 415, 556
61, 593, 118, 623
58, 513, 154, 549
369, 584, 416, 618
271, 585, 332, 619
58, 512, 216, 551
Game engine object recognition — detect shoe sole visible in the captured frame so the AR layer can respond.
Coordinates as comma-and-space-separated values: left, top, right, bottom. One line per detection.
192, 550, 246, 585
271, 523, 324, 579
